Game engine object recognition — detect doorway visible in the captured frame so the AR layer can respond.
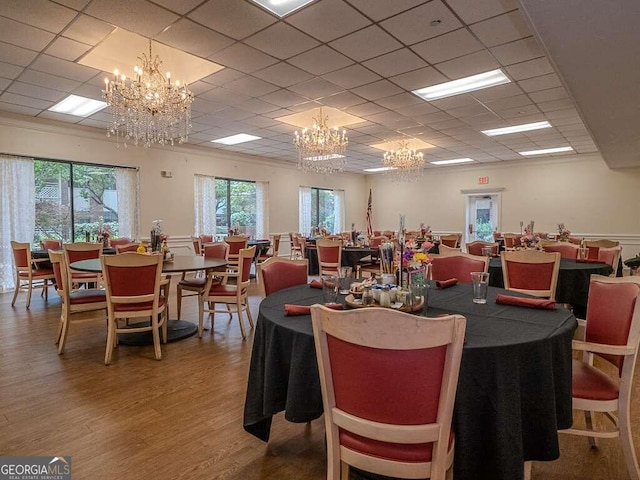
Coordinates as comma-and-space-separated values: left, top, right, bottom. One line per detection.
464, 193, 501, 245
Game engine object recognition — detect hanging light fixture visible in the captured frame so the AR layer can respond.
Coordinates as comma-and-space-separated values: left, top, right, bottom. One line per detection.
382, 140, 425, 182
293, 108, 348, 174
103, 39, 194, 148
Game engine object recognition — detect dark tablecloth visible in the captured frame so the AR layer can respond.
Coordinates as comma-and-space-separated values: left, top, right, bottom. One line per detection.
488, 257, 613, 318
243, 283, 576, 480
305, 246, 379, 275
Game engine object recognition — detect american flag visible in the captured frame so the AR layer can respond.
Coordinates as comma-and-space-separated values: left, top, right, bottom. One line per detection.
365, 188, 373, 237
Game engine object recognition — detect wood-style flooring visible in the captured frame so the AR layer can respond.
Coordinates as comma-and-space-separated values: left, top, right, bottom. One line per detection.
1, 278, 639, 480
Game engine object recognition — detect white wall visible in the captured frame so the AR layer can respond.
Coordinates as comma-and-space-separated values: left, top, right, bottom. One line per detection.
0, 114, 368, 245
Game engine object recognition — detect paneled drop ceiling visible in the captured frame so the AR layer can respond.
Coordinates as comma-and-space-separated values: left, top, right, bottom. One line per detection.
0, 0, 631, 173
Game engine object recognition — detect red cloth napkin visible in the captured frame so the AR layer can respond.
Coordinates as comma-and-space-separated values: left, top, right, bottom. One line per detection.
284, 303, 344, 316
309, 279, 322, 289
576, 259, 603, 264
436, 278, 458, 289
495, 294, 556, 310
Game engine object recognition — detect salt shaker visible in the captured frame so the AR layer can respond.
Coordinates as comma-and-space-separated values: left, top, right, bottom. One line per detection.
362, 286, 374, 306
379, 285, 391, 308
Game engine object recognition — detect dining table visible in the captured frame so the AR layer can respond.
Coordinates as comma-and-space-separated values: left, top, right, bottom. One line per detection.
304, 245, 379, 275
243, 282, 577, 480
70, 255, 227, 343
488, 256, 613, 318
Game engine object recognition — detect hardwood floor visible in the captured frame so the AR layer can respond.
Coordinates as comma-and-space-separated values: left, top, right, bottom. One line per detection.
1, 279, 639, 480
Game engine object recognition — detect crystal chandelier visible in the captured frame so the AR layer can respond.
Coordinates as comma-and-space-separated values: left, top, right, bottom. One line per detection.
103, 40, 193, 148
293, 108, 348, 174
382, 140, 425, 182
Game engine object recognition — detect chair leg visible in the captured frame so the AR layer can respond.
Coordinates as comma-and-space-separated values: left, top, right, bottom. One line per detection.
236, 298, 247, 339
176, 286, 183, 320
584, 411, 599, 449
105, 318, 116, 365
55, 312, 64, 345
245, 298, 254, 328
198, 295, 205, 338
11, 277, 20, 306
340, 461, 349, 480
57, 313, 69, 354
619, 409, 640, 480
152, 315, 162, 361
26, 280, 33, 309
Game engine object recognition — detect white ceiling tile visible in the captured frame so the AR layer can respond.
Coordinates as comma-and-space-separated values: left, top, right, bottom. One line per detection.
85, 0, 180, 37
528, 87, 568, 103
329, 25, 402, 62
199, 87, 252, 106
72, 83, 107, 100
287, 0, 371, 42
156, 19, 235, 58
150, 0, 205, 15
351, 80, 403, 101
374, 92, 423, 110
389, 66, 447, 91
7, 82, 66, 102
490, 37, 543, 66
259, 89, 309, 107
288, 78, 344, 100
447, 103, 492, 118
44, 37, 92, 61
435, 50, 500, 79
200, 68, 246, 85
253, 63, 314, 87
62, 15, 115, 45
321, 64, 381, 89
505, 57, 554, 81
446, 0, 519, 24
346, 102, 388, 117
0, 41, 38, 67
288, 46, 354, 75
411, 28, 483, 64
224, 76, 280, 96
0, 61, 25, 80
362, 48, 427, 78
17, 69, 81, 91
245, 23, 320, 60
0, 101, 42, 116
471, 82, 524, 101
518, 73, 562, 93
0, 91, 53, 109
537, 98, 575, 113
395, 102, 439, 117
471, 11, 532, 47
345, 0, 427, 22
189, 0, 277, 40
498, 104, 541, 118
0, 17, 55, 52
209, 43, 278, 73
0, 0, 77, 33
321, 91, 366, 108
380, 1, 462, 45
0, 77, 11, 91
54, 0, 91, 10
31, 55, 100, 82
483, 94, 532, 111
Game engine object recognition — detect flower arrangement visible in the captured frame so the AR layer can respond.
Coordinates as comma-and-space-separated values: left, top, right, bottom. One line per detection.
402, 250, 430, 269
96, 217, 111, 246
557, 223, 571, 242
419, 223, 431, 238
520, 223, 539, 248
228, 226, 239, 235
150, 219, 164, 252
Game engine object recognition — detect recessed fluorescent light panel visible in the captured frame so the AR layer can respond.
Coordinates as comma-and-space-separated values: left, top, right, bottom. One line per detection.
212, 134, 261, 145
49, 95, 107, 117
519, 146, 574, 156
364, 167, 396, 172
250, 0, 316, 17
412, 69, 510, 101
482, 121, 552, 137
430, 158, 474, 166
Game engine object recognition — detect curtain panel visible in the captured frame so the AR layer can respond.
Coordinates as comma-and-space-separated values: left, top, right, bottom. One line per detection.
115, 167, 139, 240
194, 175, 217, 237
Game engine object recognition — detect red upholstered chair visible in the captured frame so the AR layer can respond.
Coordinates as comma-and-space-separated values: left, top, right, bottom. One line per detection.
199, 245, 256, 339
115, 243, 140, 253
199, 234, 214, 244
503, 234, 522, 249
439, 234, 461, 248
310, 305, 466, 480
465, 241, 499, 256
501, 250, 561, 300
543, 242, 580, 259
109, 237, 132, 247
430, 252, 489, 283
101, 252, 166, 365
40, 238, 62, 250
569, 237, 583, 245
258, 234, 281, 263
224, 235, 249, 272
316, 239, 342, 276
561, 275, 640, 480
257, 257, 308, 298
10, 241, 56, 308
585, 239, 619, 260
176, 242, 228, 320
64, 242, 103, 287
48, 250, 106, 355
598, 246, 622, 276
191, 236, 203, 255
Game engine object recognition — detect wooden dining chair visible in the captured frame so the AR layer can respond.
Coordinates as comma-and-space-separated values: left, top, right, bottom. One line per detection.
439, 234, 461, 248
199, 234, 214, 244
465, 240, 499, 256
437, 244, 462, 256
310, 305, 466, 480
109, 237, 133, 247
10, 241, 56, 308
598, 246, 622, 276
503, 233, 522, 249
224, 235, 249, 272
257, 257, 308, 298
101, 252, 167, 365
542, 242, 580, 259
316, 239, 342, 276
257, 234, 280, 263
48, 249, 107, 355
585, 239, 620, 259
114, 243, 140, 253
199, 245, 256, 339
561, 275, 640, 480
40, 238, 62, 250
430, 252, 489, 283
501, 250, 561, 300
291, 234, 304, 259
64, 242, 103, 288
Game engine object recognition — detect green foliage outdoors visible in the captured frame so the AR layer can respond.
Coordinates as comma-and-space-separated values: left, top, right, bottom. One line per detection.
476, 220, 494, 242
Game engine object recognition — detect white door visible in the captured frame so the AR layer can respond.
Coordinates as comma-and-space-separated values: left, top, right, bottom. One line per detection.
464, 194, 500, 245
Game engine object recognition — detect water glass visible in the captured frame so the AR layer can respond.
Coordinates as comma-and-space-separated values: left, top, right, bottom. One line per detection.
337, 266, 353, 294
322, 275, 338, 304
470, 272, 490, 304
482, 246, 493, 257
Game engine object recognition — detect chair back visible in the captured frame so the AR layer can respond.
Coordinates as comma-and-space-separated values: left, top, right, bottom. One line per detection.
48, 250, 68, 299
257, 257, 308, 298
543, 242, 579, 259
41, 239, 62, 250
270, 234, 281, 256
598, 246, 622, 275
439, 234, 461, 248
437, 244, 462, 256
501, 250, 561, 300
585, 239, 620, 259
11, 241, 31, 269
238, 246, 256, 284
109, 237, 132, 246
465, 241, 498, 256
502, 234, 522, 248
430, 253, 488, 283
310, 305, 466, 480
225, 235, 249, 266
204, 242, 228, 259
199, 234, 214, 244
64, 242, 103, 263
191, 236, 203, 255
115, 243, 140, 254
316, 239, 342, 275
368, 236, 385, 249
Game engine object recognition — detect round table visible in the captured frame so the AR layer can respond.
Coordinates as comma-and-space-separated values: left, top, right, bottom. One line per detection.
305, 246, 379, 275
70, 256, 227, 343
243, 283, 577, 480
488, 256, 613, 317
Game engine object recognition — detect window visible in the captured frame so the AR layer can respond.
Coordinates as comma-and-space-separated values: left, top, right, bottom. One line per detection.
299, 187, 344, 235
215, 178, 257, 237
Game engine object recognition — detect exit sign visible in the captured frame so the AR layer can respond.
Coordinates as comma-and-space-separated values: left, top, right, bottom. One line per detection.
478, 176, 489, 185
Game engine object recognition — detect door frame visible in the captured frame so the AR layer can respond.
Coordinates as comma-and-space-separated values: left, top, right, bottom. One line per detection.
462, 188, 504, 246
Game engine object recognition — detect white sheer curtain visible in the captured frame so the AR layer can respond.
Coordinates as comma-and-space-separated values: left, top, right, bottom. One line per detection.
333, 189, 345, 234
255, 181, 269, 240
194, 174, 217, 237
115, 167, 139, 240
299, 186, 312, 236
0, 155, 35, 292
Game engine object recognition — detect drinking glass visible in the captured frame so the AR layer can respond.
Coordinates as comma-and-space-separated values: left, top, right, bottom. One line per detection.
470, 272, 490, 304
337, 266, 352, 294
482, 246, 493, 258
322, 275, 338, 304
